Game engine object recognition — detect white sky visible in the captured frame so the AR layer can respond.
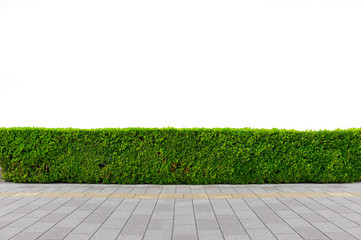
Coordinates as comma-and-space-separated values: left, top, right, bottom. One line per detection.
1, 0, 360, 130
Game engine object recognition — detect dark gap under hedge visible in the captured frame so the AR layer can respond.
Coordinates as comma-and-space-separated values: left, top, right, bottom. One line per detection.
0, 127, 360, 184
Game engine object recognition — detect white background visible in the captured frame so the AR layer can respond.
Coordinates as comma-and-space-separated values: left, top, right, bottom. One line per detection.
1, 0, 360, 130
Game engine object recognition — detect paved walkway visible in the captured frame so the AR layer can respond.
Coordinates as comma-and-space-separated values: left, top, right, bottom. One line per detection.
1, 183, 361, 240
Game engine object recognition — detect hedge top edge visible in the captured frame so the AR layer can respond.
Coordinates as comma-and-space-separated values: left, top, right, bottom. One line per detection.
1, 127, 361, 132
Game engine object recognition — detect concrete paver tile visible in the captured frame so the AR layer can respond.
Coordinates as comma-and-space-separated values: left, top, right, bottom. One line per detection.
198, 230, 223, 239
325, 231, 358, 240
176, 186, 191, 194
11, 231, 43, 240
154, 203, 174, 212
220, 224, 247, 235
67, 210, 92, 219
64, 233, 93, 240
274, 210, 299, 219
195, 211, 216, 219
145, 186, 163, 194
246, 228, 277, 240
298, 212, 329, 223
151, 211, 174, 219
133, 207, 154, 215
173, 224, 197, 235
258, 214, 286, 223
313, 222, 344, 233
83, 214, 110, 223
0, 221, 11, 228
37, 227, 73, 240
143, 230, 172, 240
26, 222, 54, 232
193, 205, 213, 212
240, 218, 266, 229
235, 210, 258, 219
109, 210, 132, 219
0, 227, 23, 239
127, 214, 151, 225
265, 222, 295, 234
101, 217, 127, 228
274, 233, 304, 240
72, 222, 102, 234
116, 234, 143, 240
224, 235, 251, 240
344, 228, 361, 238
7, 217, 39, 228
285, 217, 313, 228
116, 199, 139, 210
0, 213, 25, 222
216, 214, 240, 225
91, 228, 120, 240
173, 235, 198, 240
55, 217, 83, 228
38, 212, 69, 223
314, 209, 340, 218
196, 219, 219, 230
53, 206, 77, 214
293, 227, 330, 240
176, 207, 194, 216
228, 200, 250, 211
174, 215, 196, 225
147, 219, 173, 230
120, 224, 147, 235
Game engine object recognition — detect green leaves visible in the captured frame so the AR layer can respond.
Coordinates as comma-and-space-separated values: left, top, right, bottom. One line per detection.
0, 127, 361, 184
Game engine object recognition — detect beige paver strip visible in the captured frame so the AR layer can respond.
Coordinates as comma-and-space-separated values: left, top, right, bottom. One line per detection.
61, 192, 88, 198
0, 192, 17, 197
109, 193, 135, 198
350, 192, 361, 197
279, 192, 308, 198
255, 193, 283, 198
303, 192, 331, 197
208, 193, 232, 199
158, 193, 184, 199
231, 193, 257, 198
37, 192, 64, 198
184, 193, 208, 199
12, 192, 40, 197
327, 192, 355, 197
134, 193, 159, 199
85, 193, 112, 198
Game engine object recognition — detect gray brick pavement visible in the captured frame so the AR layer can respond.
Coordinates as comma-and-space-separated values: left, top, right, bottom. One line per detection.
0, 183, 361, 239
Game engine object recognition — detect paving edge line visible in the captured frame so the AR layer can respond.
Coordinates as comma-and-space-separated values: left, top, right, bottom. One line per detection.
0, 192, 360, 199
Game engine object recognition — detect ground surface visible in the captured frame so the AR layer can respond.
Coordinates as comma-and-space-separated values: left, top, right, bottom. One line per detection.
1, 182, 361, 240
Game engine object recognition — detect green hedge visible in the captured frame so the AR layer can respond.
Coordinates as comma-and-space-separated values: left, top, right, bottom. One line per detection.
0, 127, 361, 184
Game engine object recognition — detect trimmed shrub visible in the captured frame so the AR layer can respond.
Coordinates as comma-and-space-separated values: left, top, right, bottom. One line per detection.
0, 127, 360, 184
